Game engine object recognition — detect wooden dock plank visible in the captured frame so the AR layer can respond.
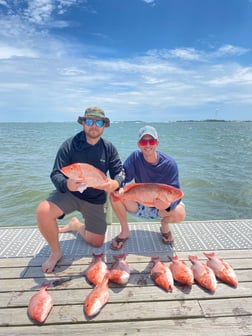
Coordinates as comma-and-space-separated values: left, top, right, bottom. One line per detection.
0, 267, 251, 292
1, 260, 250, 280
0, 249, 251, 335
0, 300, 202, 325
0, 316, 251, 336
1, 298, 252, 329
1, 281, 251, 308
199, 297, 252, 317
0, 251, 251, 280
0, 248, 252, 268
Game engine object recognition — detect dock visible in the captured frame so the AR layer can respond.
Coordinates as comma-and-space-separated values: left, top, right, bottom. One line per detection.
0, 219, 252, 335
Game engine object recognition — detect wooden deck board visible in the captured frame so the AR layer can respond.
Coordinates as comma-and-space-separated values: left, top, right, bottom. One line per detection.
1, 298, 252, 326
1, 281, 252, 308
0, 249, 252, 335
0, 317, 251, 336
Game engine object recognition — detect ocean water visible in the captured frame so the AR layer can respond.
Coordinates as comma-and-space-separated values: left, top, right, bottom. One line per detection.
0, 121, 251, 227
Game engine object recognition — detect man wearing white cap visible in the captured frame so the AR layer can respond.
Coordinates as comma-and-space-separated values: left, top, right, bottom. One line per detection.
110, 125, 185, 250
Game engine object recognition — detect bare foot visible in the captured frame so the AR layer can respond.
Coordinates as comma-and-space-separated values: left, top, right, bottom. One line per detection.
59, 217, 83, 233
42, 252, 62, 273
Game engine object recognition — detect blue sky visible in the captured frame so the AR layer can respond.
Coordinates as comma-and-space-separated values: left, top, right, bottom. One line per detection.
0, 0, 252, 122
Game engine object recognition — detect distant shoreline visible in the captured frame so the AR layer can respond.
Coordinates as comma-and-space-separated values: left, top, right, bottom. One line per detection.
175, 119, 252, 122
0, 119, 251, 123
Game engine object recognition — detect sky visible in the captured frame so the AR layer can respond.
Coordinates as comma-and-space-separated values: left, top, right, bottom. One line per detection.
0, 0, 252, 122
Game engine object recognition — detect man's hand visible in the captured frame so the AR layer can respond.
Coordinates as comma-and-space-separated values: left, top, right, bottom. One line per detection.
67, 178, 88, 192
95, 178, 120, 193
153, 197, 170, 210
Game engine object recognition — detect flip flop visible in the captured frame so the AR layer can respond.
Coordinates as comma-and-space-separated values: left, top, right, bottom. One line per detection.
110, 236, 129, 250
160, 228, 174, 245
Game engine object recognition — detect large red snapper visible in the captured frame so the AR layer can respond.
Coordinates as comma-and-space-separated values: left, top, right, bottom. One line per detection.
109, 254, 131, 285
188, 255, 217, 292
204, 252, 238, 287
60, 163, 108, 188
27, 284, 53, 324
169, 255, 194, 286
85, 253, 108, 286
150, 257, 174, 292
112, 182, 183, 207
84, 272, 110, 317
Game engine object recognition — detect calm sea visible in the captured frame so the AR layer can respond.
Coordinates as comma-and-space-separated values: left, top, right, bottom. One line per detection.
0, 121, 251, 227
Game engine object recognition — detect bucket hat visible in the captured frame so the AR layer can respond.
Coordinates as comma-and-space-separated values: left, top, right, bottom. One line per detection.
78, 106, 110, 127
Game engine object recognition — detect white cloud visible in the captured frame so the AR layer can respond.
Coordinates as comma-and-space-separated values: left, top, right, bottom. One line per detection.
0, 0, 84, 26
147, 45, 250, 62
24, 0, 54, 24
0, 44, 38, 59
213, 44, 249, 57
167, 48, 204, 61
1, 47, 251, 121
208, 65, 252, 86
142, 0, 156, 4
0, 1, 251, 121
0, 0, 8, 7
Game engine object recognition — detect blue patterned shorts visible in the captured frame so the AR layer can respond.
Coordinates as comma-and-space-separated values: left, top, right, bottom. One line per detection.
130, 204, 161, 220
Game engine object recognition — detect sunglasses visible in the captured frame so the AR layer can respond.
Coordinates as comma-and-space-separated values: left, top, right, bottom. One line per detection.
138, 138, 157, 146
85, 119, 105, 127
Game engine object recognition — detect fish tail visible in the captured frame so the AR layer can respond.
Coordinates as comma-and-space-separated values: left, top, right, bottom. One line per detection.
41, 283, 51, 290
113, 253, 126, 260
168, 255, 178, 262
203, 252, 215, 259
188, 255, 198, 264
92, 252, 104, 259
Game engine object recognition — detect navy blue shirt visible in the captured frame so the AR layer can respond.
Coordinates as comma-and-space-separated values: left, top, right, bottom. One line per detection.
50, 131, 125, 204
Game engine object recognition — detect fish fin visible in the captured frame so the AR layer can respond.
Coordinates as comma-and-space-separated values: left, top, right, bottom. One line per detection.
151, 271, 163, 280
122, 183, 140, 192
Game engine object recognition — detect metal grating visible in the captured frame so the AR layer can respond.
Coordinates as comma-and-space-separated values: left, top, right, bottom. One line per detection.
0, 219, 251, 258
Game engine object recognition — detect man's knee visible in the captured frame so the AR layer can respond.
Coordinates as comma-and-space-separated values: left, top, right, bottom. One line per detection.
36, 200, 62, 221
87, 237, 105, 248
176, 203, 186, 222
90, 240, 104, 248
36, 201, 49, 219
84, 230, 105, 247
162, 203, 186, 223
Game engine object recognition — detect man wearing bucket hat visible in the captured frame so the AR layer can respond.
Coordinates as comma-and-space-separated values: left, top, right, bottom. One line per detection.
37, 107, 125, 273
110, 125, 185, 250
77, 107, 110, 127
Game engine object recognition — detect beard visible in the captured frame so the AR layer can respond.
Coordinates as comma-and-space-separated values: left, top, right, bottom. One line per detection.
85, 127, 104, 141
